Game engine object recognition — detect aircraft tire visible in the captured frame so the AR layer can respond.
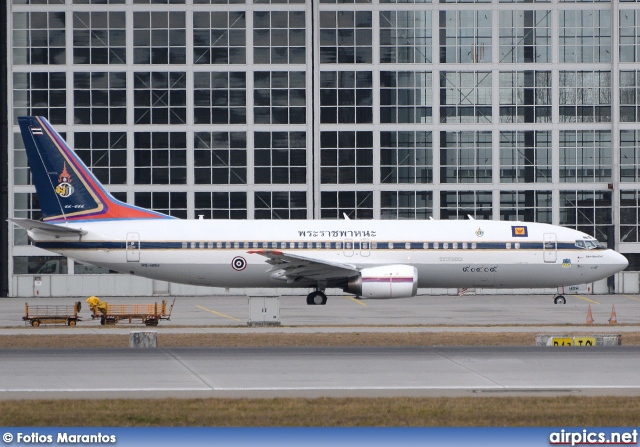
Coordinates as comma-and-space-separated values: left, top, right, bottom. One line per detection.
306, 291, 327, 305
554, 295, 566, 305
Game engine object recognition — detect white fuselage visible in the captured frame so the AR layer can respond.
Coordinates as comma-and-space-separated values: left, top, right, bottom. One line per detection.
30, 219, 628, 291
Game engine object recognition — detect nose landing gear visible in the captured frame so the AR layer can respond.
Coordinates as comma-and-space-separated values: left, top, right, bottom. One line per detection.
553, 295, 566, 304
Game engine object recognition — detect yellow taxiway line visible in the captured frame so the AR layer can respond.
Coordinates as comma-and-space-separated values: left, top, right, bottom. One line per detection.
196, 305, 242, 322
623, 294, 640, 302
573, 295, 600, 305
346, 296, 366, 306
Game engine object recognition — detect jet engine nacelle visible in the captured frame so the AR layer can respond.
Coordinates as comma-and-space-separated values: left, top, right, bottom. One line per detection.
344, 265, 418, 299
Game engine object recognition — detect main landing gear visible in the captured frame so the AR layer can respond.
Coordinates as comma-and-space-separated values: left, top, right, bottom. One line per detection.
306, 290, 327, 305
553, 295, 566, 305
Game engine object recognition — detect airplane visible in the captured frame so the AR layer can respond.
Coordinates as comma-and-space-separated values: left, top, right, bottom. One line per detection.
11, 116, 629, 305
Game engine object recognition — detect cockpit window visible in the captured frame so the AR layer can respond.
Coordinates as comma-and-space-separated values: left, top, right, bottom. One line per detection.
576, 239, 606, 249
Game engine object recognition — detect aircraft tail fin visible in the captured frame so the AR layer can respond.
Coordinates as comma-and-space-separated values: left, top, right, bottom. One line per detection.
17, 116, 173, 222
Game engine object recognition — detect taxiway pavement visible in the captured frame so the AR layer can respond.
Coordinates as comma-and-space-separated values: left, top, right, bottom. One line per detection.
1, 346, 639, 399
1, 293, 640, 331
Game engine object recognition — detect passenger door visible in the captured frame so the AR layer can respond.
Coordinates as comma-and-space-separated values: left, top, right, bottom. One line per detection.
126, 232, 140, 262
543, 233, 557, 263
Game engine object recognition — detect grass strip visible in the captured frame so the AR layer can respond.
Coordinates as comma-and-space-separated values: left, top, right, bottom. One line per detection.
1, 332, 639, 349
1, 397, 640, 427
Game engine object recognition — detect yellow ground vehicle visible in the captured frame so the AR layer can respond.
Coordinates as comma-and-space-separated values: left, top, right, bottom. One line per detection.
86, 296, 174, 326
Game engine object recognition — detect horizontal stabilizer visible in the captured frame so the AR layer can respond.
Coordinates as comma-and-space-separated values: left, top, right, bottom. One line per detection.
9, 218, 87, 236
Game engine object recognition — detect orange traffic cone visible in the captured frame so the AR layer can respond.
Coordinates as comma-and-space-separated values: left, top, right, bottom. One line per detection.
609, 305, 618, 325
586, 305, 594, 325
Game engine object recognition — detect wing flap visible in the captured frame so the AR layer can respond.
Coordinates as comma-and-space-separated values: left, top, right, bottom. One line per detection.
248, 249, 358, 282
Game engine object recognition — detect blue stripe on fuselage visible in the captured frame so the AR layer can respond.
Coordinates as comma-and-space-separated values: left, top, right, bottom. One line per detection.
34, 240, 583, 251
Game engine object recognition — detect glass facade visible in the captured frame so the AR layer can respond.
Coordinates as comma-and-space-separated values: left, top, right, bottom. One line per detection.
5, 0, 640, 292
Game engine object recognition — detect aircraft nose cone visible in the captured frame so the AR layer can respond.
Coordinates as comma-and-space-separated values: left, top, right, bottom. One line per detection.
608, 250, 629, 273
617, 251, 629, 270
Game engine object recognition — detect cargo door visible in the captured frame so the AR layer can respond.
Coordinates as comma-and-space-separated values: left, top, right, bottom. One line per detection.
126, 232, 141, 262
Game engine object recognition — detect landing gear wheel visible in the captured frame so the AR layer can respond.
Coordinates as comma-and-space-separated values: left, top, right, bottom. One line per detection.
554, 295, 566, 305
306, 291, 327, 305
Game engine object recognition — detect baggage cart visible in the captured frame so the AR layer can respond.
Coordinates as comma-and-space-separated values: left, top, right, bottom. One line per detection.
23, 301, 82, 327
87, 297, 175, 326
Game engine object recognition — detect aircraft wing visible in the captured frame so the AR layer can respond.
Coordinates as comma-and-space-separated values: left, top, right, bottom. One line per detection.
9, 218, 87, 236
247, 249, 359, 282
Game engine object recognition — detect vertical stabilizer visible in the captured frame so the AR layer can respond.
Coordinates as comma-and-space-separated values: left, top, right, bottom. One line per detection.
18, 116, 173, 222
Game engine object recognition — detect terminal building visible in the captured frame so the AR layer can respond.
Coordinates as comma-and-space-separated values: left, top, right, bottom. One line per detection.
2, 0, 640, 297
